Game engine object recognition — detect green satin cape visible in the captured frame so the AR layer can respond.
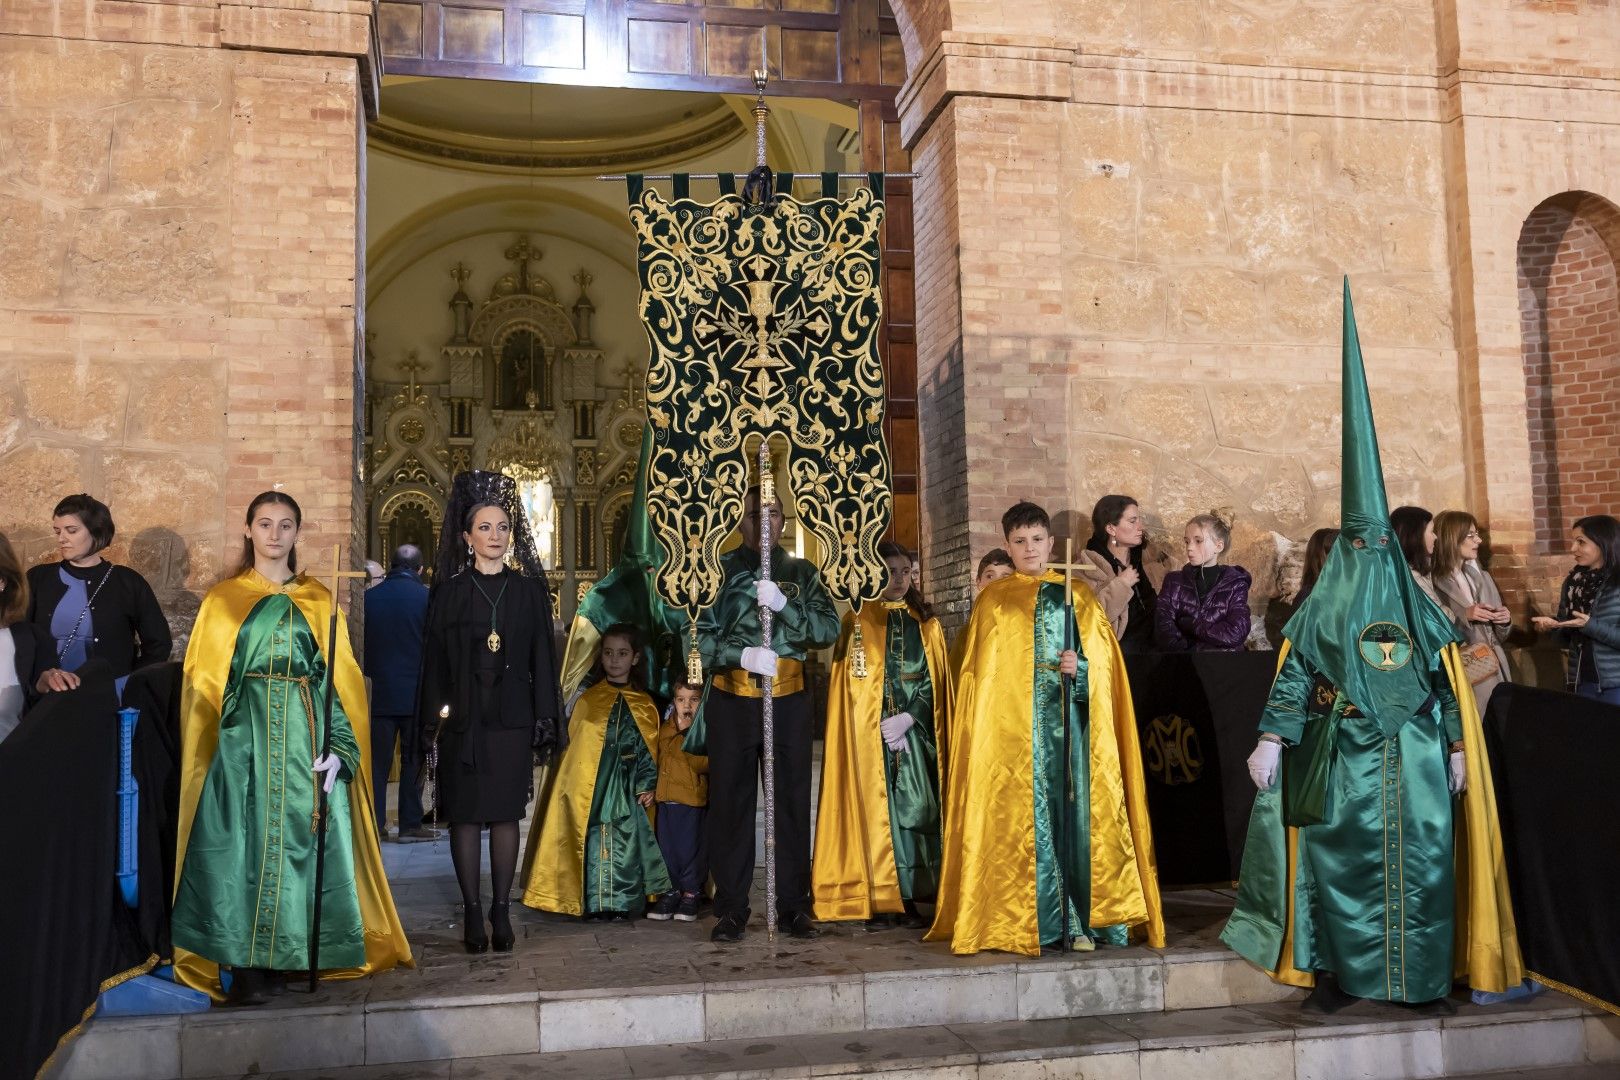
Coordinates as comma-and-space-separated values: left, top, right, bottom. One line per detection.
523, 681, 668, 914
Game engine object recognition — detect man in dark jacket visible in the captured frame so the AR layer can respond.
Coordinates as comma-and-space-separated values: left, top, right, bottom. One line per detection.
364, 545, 434, 841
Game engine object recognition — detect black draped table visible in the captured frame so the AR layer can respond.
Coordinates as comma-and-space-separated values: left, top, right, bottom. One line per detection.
1484, 683, 1620, 1015
1124, 651, 1276, 887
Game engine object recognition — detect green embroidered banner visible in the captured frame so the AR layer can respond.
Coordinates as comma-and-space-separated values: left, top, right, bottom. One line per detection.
629, 179, 892, 620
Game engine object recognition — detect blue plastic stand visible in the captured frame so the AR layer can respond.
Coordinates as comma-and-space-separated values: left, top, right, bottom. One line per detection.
116, 706, 139, 909
99, 975, 210, 1016
94, 708, 213, 1015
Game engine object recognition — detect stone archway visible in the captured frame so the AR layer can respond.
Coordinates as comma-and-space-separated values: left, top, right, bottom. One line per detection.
1517, 192, 1620, 554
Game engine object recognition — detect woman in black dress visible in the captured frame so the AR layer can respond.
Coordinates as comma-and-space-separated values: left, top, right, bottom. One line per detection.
26, 493, 171, 686
419, 471, 562, 954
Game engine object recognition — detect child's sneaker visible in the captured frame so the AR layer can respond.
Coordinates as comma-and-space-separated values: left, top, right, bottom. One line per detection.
647, 893, 678, 921
674, 893, 699, 922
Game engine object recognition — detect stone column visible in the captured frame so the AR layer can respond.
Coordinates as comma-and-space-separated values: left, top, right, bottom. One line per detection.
0, 0, 379, 643
900, 39, 1079, 629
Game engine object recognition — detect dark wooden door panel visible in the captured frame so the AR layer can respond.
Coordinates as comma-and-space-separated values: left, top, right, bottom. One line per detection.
380, 0, 902, 97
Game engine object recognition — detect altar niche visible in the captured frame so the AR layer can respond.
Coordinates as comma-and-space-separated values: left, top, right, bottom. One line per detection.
366, 236, 643, 623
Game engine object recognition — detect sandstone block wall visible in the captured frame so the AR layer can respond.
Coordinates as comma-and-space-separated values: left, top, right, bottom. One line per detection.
900, 0, 1620, 637
0, 2, 373, 647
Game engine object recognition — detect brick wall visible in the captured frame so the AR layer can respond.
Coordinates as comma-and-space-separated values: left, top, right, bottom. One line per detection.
0, 3, 375, 646
1518, 193, 1620, 553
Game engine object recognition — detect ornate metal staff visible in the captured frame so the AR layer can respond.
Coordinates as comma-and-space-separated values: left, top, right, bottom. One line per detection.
748, 56, 783, 948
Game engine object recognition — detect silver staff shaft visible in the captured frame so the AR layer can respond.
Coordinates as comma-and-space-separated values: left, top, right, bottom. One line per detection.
758, 439, 779, 946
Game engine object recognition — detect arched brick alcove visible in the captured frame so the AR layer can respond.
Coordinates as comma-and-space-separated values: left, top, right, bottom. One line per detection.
1517, 192, 1620, 552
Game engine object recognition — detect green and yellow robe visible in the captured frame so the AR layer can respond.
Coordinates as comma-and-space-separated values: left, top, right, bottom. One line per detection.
812, 600, 952, 920
1221, 642, 1524, 1001
171, 570, 411, 996
925, 571, 1164, 956
523, 681, 670, 915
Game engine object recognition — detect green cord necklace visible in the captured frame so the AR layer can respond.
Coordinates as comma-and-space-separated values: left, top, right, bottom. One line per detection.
472, 571, 510, 652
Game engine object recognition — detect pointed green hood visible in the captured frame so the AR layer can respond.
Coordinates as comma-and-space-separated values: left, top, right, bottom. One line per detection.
573, 424, 687, 699
1282, 280, 1458, 723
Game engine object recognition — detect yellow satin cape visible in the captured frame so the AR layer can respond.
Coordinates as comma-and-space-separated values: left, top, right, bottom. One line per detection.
924, 571, 1165, 956
172, 570, 412, 999
1248, 641, 1524, 992
557, 614, 600, 703
521, 680, 661, 915
811, 602, 953, 921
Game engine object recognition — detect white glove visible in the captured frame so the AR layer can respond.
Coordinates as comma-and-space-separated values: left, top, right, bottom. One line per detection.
313, 753, 343, 795
739, 646, 778, 678
879, 712, 916, 751
754, 579, 788, 613
1247, 739, 1281, 791
1448, 750, 1467, 795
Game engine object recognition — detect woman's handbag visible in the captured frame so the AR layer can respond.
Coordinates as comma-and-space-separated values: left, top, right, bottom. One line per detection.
1460, 642, 1501, 686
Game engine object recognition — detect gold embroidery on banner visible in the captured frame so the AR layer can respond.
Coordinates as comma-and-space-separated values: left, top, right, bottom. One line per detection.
630, 186, 892, 623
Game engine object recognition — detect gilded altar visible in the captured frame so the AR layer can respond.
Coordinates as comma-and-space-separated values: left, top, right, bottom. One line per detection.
365, 235, 647, 622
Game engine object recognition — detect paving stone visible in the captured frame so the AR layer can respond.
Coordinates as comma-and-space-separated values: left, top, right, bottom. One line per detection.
1102, 1003, 1294, 1049
704, 978, 864, 1040
946, 1015, 1138, 1060
863, 966, 1018, 1028
179, 1006, 364, 1076
540, 990, 705, 1052
1017, 956, 1164, 1020
52, 1016, 180, 1080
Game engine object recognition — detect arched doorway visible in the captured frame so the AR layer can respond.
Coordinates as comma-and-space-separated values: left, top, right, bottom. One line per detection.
1517, 191, 1620, 552
366, 0, 922, 585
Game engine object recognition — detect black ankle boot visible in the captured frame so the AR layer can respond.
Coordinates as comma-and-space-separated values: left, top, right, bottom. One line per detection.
223, 967, 269, 1007
463, 902, 489, 954
490, 899, 515, 952
1302, 972, 1358, 1014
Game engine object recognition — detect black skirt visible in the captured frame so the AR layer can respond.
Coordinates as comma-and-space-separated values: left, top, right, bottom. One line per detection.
439, 666, 533, 824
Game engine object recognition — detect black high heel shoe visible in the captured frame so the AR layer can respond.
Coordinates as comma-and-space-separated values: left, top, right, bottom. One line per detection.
490, 899, 515, 952
463, 903, 489, 954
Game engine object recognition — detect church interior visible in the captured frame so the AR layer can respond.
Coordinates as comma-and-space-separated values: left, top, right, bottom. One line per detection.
363, 77, 866, 623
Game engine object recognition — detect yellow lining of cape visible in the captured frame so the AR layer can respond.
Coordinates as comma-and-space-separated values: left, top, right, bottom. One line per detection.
172, 571, 412, 1000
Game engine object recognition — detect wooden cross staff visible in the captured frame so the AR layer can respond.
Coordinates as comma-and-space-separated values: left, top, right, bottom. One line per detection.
1043, 536, 1094, 952
1046, 537, 1098, 594
307, 545, 368, 993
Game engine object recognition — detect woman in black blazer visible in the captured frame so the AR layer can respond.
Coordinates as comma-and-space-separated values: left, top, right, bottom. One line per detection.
418, 471, 562, 953
25, 494, 171, 682
1, 532, 64, 744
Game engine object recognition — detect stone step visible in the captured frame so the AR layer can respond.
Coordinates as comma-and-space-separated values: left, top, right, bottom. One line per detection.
154, 991, 1620, 1080
52, 939, 1309, 1079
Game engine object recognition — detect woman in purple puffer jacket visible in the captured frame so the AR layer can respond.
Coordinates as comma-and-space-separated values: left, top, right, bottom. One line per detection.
1154, 512, 1253, 651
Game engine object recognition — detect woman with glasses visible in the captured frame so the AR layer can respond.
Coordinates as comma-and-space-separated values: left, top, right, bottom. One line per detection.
1431, 511, 1512, 706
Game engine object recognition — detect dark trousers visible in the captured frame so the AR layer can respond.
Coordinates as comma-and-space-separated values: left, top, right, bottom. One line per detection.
372, 713, 424, 831
705, 686, 812, 920
656, 802, 708, 894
